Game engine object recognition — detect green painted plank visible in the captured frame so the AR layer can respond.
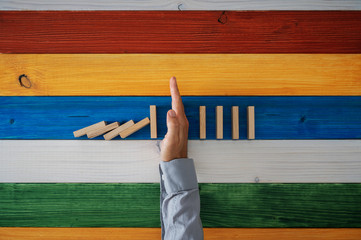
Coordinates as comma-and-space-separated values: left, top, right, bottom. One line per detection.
0, 183, 360, 227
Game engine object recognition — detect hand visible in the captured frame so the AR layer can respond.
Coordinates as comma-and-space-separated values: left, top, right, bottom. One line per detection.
160, 76, 189, 162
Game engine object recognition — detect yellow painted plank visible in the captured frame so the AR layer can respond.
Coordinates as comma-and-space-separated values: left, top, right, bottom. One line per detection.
1, 228, 361, 240
1, 54, 360, 96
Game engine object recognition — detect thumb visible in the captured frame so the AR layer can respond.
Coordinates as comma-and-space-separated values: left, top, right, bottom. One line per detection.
166, 109, 179, 140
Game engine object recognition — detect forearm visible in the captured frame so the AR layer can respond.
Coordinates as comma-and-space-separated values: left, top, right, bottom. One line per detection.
159, 158, 204, 240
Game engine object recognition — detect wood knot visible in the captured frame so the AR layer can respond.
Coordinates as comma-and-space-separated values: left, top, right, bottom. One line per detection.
177, 3, 184, 11
218, 11, 228, 24
300, 115, 306, 123
18, 74, 32, 88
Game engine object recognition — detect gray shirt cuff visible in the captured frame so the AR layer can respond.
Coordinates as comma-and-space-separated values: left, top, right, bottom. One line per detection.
159, 158, 198, 194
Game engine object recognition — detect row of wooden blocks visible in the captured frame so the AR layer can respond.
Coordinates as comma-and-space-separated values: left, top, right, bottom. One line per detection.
73, 105, 158, 140
73, 105, 255, 140
202, 106, 255, 140
73, 118, 150, 140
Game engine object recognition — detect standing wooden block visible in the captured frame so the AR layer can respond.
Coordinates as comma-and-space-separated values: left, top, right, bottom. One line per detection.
103, 120, 134, 140
87, 122, 119, 139
73, 121, 106, 137
216, 106, 223, 139
150, 105, 157, 139
232, 106, 239, 140
200, 106, 206, 139
120, 117, 150, 139
248, 106, 255, 140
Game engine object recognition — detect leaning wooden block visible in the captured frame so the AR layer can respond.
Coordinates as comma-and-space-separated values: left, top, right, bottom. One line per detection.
150, 105, 157, 139
103, 120, 134, 140
216, 106, 223, 139
232, 106, 239, 140
87, 122, 119, 139
248, 106, 255, 140
73, 121, 106, 137
120, 117, 150, 139
199, 106, 206, 139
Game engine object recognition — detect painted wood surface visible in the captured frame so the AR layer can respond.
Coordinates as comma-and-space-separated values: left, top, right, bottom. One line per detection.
1, 54, 361, 96
1, 1, 361, 10
0, 183, 360, 227
1, 11, 361, 53
1, 140, 361, 183
1, 97, 361, 140
1, 228, 361, 240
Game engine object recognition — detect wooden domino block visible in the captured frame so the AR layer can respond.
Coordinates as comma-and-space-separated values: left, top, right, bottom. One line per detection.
232, 106, 239, 140
150, 105, 157, 139
87, 122, 119, 139
120, 117, 150, 139
73, 121, 106, 137
199, 106, 206, 139
248, 106, 255, 139
216, 106, 223, 139
103, 120, 135, 140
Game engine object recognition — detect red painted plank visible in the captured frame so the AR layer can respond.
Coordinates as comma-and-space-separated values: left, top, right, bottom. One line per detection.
0, 11, 360, 53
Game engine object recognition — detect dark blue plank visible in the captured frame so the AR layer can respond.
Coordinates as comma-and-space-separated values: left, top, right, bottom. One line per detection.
0, 96, 360, 139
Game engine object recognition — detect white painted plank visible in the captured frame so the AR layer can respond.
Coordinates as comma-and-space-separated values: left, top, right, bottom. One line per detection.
1, 0, 360, 10
0, 140, 361, 183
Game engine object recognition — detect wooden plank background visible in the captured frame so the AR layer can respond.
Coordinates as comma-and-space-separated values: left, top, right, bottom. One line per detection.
1, 97, 360, 140
1, 0, 361, 10
1, 11, 361, 53
1, 228, 361, 240
1, 140, 360, 183
2, 54, 360, 96
1, 3, 361, 239
1, 183, 360, 227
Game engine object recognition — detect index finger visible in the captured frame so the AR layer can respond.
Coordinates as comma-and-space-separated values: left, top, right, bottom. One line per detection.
170, 76, 185, 115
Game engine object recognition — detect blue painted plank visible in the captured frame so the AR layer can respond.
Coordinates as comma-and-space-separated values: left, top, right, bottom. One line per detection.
0, 96, 360, 139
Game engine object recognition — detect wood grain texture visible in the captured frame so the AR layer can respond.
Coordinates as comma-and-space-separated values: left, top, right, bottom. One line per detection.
199, 106, 206, 139
1, 140, 361, 183
232, 106, 239, 139
0, 183, 360, 227
216, 106, 223, 139
86, 122, 119, 139
103, 120, 134, 140
73, 121, 106, 138
1, 54, 361, 96
1, 97, 361, 140
1, 11, 361, 53
1, 1, 361, 10
1, 228, 361, 240
120, 117, 150, 138
150, 105, 157, 139
248, 106, 255, 139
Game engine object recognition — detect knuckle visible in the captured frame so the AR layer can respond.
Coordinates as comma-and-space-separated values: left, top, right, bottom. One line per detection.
169, 121, 180, 129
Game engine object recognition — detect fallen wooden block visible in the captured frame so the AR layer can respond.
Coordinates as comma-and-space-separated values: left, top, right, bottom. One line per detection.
232, 106, 239, 140
199, 106, 206, 139
216, 106, 223, 139
248, 106, 255, 139
120, 117, 150, 139
87, 122, 119, 139
150, 105, 157, 139
73, 121, 106, 137
103, 120, 135, 140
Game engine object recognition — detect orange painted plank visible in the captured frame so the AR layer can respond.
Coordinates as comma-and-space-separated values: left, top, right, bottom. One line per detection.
1, 228, 361, 240
1, 54, 360, 96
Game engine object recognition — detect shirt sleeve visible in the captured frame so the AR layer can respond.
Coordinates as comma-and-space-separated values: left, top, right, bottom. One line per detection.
159, 158, 204, 240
